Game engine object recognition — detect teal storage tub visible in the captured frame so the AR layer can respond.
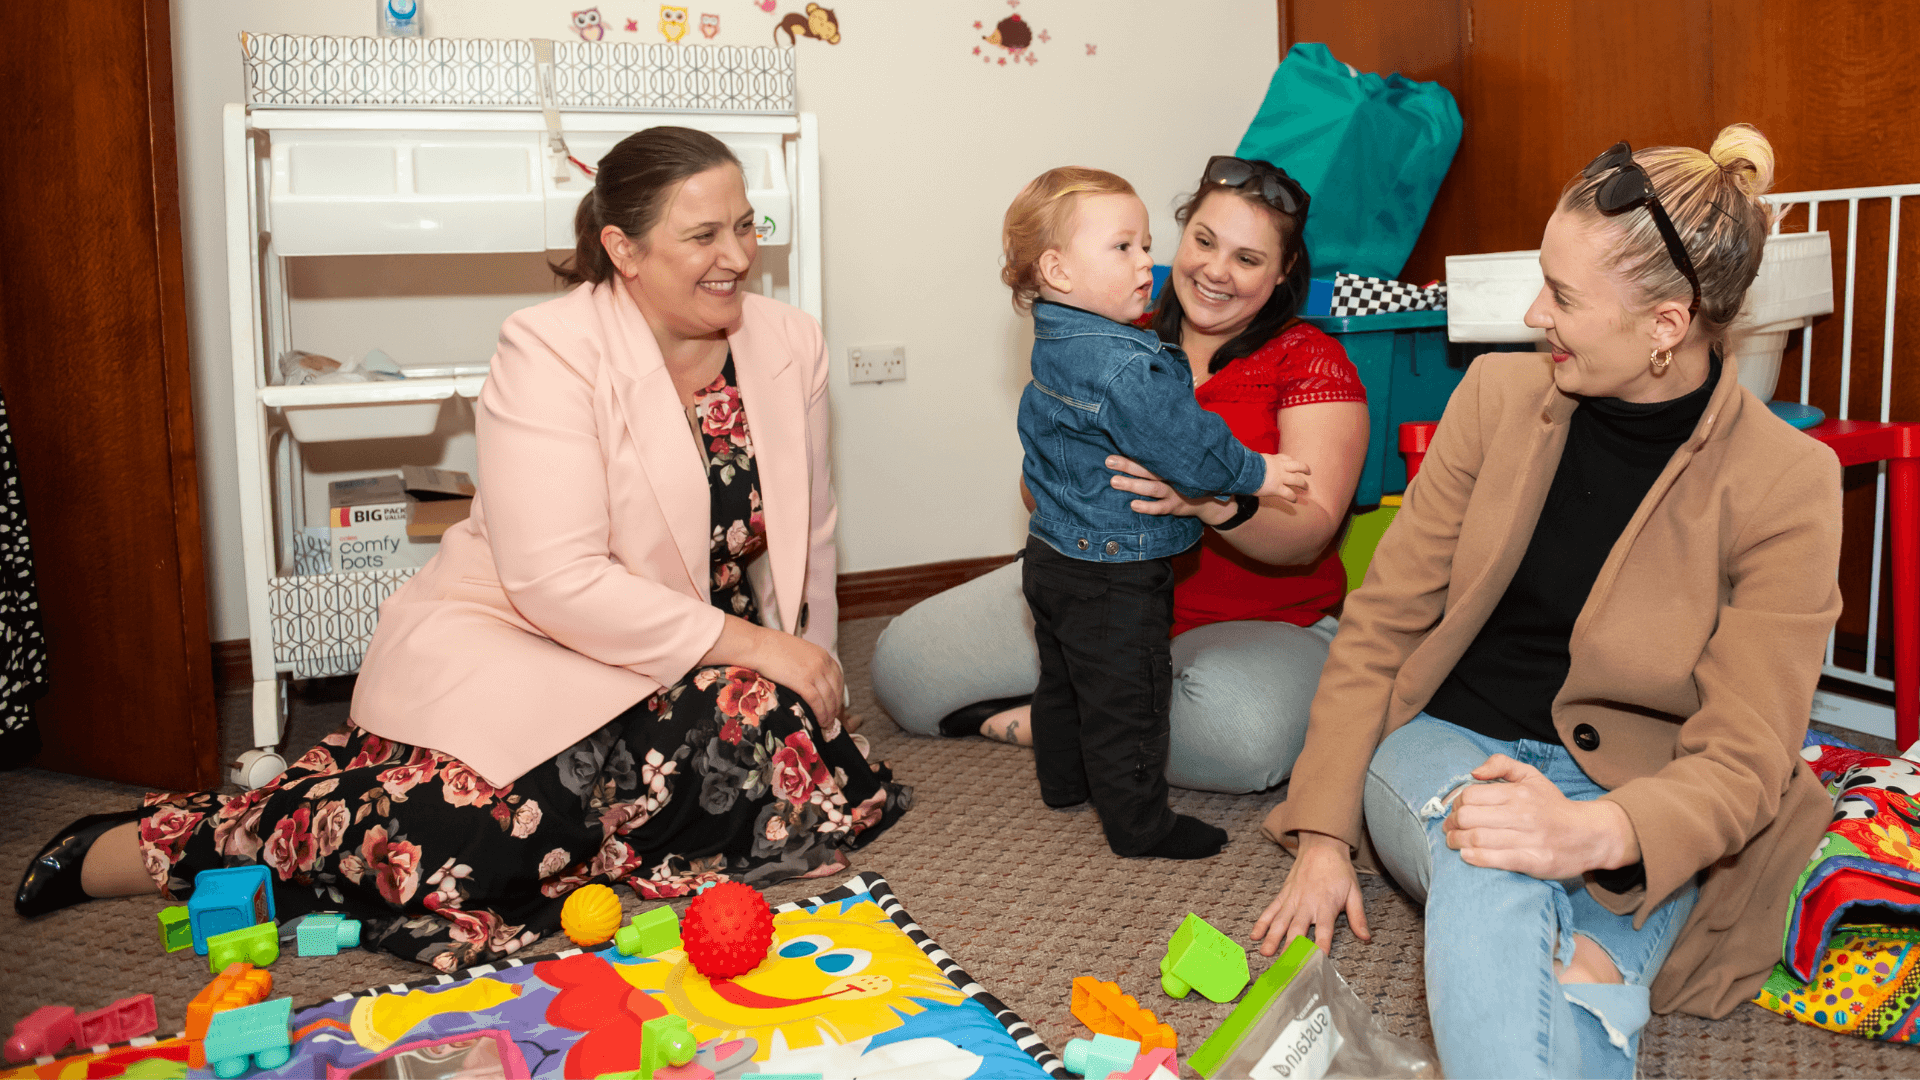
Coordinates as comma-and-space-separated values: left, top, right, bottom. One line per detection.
1301, 309, 1461, 507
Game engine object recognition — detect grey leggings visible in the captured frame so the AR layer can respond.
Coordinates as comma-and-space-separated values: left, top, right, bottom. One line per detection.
869, 560, 1336, 794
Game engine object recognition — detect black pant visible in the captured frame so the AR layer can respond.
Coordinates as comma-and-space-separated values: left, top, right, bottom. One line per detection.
1020, 535, 1176, 856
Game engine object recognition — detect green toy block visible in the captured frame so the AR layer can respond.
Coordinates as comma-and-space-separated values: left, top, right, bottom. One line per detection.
207, 921, 280, 973
615, 905, 682, 957
1187, 935, 1318, 1078
1063, 1033, 1141, 1079
1160, 912, 1250, 1003
159, 905, 193, 952
639, 1014, 696, 1078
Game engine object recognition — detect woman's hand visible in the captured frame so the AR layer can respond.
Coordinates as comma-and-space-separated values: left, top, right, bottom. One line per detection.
1442, 755, 1641, 880
704, 616, 844, 727
1251, 830, 1372, 957
1105, 456, 1238, 525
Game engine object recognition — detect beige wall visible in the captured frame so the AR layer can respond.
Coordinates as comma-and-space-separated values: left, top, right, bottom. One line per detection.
174, 1, 1280, 641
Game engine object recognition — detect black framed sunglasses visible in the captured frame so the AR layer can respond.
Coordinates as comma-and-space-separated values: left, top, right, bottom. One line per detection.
1204, 155, 1310, 218
1582, 141, 1701, 313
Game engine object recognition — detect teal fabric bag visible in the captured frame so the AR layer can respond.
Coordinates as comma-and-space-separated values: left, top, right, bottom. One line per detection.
1236, 43, 1462, 281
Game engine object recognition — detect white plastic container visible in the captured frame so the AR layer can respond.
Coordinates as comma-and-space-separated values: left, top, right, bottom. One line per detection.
1445, 233, 1835, 401
1444, 250, 1548, 344
260, 378, 476, 441
1724, 231, 1834, 400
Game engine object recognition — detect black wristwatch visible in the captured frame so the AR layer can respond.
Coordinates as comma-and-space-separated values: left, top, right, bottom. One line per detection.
1213, 494, 1261, 532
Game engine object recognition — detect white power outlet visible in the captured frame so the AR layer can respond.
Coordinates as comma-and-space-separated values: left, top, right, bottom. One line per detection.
848, 343, 906, 384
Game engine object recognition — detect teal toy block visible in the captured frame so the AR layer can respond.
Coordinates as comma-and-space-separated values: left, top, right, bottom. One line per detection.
207, 921, 280, 973
1160, 912, 1250, 1003
158, 905, 193, 952
1063, 1033, 1141, 1080
296, 913, 362, 957
615, 905, 682, 957
202, 997, 292, 1079
639, 1014, 696, 1078
187, 865, 275, 955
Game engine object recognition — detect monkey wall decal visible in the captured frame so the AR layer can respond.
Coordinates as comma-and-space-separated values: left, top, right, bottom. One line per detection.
774, 3, 841, 46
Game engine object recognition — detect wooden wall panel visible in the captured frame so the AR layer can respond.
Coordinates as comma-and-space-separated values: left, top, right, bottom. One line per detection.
0, 0, 218, 788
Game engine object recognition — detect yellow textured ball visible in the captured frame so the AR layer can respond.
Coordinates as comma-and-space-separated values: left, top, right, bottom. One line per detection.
561, 884, 623, 946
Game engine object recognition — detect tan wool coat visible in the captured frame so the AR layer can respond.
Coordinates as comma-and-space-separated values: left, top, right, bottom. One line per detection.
1263, 351, 1844, 1019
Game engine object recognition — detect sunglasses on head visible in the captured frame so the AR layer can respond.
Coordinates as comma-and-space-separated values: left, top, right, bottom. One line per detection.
1582, 141, 1701, 313
1204, 156, 1310, 218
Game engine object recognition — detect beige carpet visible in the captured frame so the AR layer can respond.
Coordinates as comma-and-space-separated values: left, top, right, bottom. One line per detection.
1, 616, 1915, 1077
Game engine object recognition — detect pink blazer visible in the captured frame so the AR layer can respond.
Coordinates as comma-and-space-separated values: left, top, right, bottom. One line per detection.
350, 283, 839, 787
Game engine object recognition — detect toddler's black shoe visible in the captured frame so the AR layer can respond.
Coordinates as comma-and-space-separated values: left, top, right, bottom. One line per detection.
936, 693, 1034, 738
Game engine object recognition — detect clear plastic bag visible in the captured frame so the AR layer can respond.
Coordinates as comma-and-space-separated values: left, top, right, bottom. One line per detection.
1191, 938, 1438, 1079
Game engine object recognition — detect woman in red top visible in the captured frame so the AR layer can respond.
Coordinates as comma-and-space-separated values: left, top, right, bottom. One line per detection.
871, 157, 1370, 793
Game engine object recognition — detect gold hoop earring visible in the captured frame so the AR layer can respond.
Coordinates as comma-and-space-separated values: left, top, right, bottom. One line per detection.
1650, 348, 1673, 373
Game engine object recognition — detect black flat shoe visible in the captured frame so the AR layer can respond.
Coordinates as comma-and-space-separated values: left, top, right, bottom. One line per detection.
936, 693, 1034, 738
14, 807, 146, 918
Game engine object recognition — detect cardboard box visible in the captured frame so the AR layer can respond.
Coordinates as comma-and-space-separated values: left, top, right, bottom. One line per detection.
328, 475, 420, 573
328, 469, 477, 570
400, 465, 475, 539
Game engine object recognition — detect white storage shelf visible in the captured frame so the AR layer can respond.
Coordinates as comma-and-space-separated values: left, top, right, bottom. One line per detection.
227, 73, 823, 786
260, 376, 486, 442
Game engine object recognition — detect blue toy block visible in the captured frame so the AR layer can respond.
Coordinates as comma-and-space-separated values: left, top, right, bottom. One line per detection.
1063, 1033, 1141, 1080
296, 913, 362, 957
202, 997, 292, 1079
187, 865, 275, 956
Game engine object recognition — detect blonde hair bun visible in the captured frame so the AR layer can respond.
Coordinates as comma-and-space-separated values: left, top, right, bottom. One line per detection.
1708, 123, 1776, 202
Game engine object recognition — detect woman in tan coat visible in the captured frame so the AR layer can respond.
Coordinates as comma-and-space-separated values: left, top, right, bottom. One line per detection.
1253, 125, 1841, 1077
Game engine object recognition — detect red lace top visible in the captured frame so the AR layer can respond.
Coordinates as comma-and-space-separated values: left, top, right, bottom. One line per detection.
1171, 320, 1367, 637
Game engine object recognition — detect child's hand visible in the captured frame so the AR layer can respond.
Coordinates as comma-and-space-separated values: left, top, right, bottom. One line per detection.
1256, 453, 1311, 502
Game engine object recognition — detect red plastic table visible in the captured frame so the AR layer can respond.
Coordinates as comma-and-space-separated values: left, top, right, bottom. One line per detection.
1398, 418, 1920, 749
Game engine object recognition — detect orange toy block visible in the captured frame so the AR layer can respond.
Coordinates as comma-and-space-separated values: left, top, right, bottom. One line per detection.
1071, 977, 1177, 1053
185, 962, 273, 1068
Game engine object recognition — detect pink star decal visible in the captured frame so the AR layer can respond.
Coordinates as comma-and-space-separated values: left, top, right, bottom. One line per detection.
973, 20, 982, 29
1086, 43, 1097, 55
624, 18, 638, 31
1007, 0, 1019, 7
998, 56, 1007, 65
972, 45, 981, 54
1038, 29, 1050, 43
1025, 52, 1038, 65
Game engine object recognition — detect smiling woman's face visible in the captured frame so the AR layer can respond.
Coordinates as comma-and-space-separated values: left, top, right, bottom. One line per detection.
1169, 190, 1287, 339
1525, 209, 1678, 402
623, 164, 759, 339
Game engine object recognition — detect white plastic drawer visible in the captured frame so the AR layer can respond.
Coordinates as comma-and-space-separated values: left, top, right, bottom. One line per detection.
544, 131, 791, 248
259, 379, 478, 442
269, 130, 548, 255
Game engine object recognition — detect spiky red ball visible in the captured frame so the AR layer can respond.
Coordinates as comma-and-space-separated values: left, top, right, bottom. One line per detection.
680, 881, 774, 979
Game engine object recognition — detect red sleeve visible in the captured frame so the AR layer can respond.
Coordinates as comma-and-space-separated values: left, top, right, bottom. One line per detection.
1267, 323, 1367, 408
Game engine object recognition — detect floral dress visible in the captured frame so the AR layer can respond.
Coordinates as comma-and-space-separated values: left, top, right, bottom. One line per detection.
137, 355, 911, 972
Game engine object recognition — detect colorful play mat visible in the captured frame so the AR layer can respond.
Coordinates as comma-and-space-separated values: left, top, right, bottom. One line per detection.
1, 873, 1062, 1079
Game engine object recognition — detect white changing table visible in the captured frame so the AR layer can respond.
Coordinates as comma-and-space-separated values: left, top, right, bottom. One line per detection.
224, 33, 821, 786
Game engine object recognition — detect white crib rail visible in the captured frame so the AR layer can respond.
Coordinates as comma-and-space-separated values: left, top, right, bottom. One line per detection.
1768, 182, 1920, 715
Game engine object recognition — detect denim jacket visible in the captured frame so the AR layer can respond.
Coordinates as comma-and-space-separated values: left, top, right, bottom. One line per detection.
1018, 300, 1267, 562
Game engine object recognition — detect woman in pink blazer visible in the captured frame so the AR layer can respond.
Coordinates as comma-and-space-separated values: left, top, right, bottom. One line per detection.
16, 128, 910, 972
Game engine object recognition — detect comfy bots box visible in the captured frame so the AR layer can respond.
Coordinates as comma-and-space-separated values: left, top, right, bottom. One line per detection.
328, 475, 428, 572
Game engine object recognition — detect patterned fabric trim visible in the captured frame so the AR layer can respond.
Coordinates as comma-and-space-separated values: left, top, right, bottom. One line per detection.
242, 33, 797, 114
269, 569, 418, 678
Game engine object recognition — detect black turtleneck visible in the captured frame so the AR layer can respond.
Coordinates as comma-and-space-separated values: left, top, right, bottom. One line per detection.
1424, 354, 1722, 746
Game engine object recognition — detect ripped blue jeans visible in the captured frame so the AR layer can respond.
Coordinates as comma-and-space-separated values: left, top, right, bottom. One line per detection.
1364, 713, 1698, 1079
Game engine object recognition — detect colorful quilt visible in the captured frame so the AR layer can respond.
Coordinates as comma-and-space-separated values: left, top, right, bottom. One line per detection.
1, 872, 1064, 1079
1753, 743, 1920, 1042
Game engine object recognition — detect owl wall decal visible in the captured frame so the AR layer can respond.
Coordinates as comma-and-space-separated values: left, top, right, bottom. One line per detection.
659, 5, 690, 43
700, 12, 720, 38
570, 7, 606, 41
